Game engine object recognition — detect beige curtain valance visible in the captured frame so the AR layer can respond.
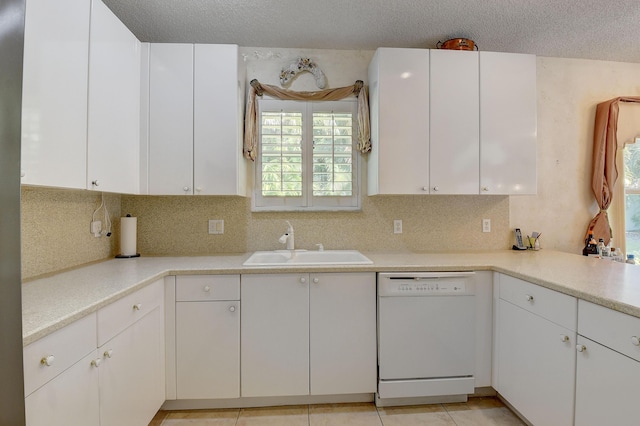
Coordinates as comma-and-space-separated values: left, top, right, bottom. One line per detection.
243, 79, 371, 161
586, 96, 640, 245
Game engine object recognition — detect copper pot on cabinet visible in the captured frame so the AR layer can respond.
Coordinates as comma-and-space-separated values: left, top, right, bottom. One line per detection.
436, 38, 478, 51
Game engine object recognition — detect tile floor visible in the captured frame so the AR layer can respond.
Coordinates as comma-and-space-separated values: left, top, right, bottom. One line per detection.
148, 397, 525, 425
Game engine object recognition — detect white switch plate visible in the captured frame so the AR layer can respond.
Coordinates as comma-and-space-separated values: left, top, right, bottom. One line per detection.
482, 218, 491, 233
394, 219, 403, 234
208, 219, 224, 235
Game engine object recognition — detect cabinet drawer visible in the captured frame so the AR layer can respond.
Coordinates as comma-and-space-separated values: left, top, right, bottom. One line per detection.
579, 300, 640, 362
499, 274, 577, 330
176, 275, 240, 301
24, 312, 97, 397
97, 279, 163, 346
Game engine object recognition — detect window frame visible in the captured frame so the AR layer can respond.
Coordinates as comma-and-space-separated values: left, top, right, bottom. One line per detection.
252, 98, 361, 212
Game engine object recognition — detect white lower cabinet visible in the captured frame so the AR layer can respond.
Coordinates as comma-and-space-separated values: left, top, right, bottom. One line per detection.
24, 280, 165, 426
175, 275, 240, 399
575, 300, 640, 425
241, 272, 376, 397
495, 274, 577, 426
98, 306, 164, 426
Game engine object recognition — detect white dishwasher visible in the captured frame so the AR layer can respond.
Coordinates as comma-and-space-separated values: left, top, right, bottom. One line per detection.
377, 272, 476, 405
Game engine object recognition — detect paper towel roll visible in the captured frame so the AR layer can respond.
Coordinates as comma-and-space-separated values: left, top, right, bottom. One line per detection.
120, 216, 137, 256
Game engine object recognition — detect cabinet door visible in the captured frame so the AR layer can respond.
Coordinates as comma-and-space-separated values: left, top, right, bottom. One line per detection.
497, 299, 575, 426
367, 48, 430, 195
99, 307, 164, 426
480, 52, 536, 195
429, 49, 479, 194
194, 44, 246, 196
309, 272, 377, 395
21, 0, 89, 189
176, 301, 240, 399
575, 336, 640, 425
148, 43, 194, 195
241, 274, 309, 397
25, 351, 100, 426
87, 0, 141, 194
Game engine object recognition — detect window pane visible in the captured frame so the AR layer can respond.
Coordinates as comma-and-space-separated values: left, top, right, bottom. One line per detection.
312, 112, 353, 197
260, 111, 303, 197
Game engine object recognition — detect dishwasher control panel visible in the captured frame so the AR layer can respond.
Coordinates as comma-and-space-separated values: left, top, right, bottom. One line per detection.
378, 272, 475, 296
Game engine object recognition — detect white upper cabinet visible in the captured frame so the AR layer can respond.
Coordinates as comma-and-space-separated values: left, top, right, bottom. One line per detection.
21, 0, 90, 189
147, 43, 246, 196
368, 48, 430, 195
480, 52, 537, 195
87, 0, 141, 194
148, 43, 195, 195
429, 49, 480, 194
367, 48, 536, 196
194, 44, 247, 196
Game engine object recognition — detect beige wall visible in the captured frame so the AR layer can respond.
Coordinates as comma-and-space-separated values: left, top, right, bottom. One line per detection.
20, 50, 640, 279
510, 57, 640, 254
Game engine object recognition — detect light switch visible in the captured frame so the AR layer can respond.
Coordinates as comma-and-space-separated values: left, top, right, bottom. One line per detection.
208, 219, 224, 235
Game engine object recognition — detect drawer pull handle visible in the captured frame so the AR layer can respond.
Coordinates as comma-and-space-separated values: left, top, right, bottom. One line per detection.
313, 277, 319, 283
300, 277, 306, 283
104, 349, 114, 358
525, 294, 534, 302
91, 358, 101, 368
41, 355, 55, 367
632, 336, 640, 346
229, 305, 236, 313
560, 335, 569, 343
576, 344, 587, 353
203, 285, 211, 292
133, 303, 142, 311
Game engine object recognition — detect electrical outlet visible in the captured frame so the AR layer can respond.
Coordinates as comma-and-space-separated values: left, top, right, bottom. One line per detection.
394, 219, 403, 234
208, 219, 224, 235
91, 220, 102, 237
482, 218, 491, 233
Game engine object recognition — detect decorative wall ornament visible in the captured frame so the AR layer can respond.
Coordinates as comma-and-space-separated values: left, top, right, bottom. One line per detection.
280, 57, 327, 89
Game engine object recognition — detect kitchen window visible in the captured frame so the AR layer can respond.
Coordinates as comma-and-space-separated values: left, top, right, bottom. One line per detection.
252, 99, 360, 211
624, 140, 640, 259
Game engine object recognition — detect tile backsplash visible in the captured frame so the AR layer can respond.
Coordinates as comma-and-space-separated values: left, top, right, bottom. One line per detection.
21, 187, 509, 281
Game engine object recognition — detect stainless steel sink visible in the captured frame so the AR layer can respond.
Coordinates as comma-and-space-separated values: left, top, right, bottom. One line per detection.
242, 250, 373, 266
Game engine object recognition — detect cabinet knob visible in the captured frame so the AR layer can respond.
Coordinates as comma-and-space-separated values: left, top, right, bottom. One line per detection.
229, 305, 236, 312
103, 349, 113, 358
300, 277, 307, 283
21, 170, 25, 178
560, 334, 569, 343
482, 186, 489, 192
40, 355, 55, 367
432, 186, 439, 192
92, 180, 100, 187
196, 187, 202, 193
133, 303, 142, 311
91, 358, 101, 368
203, 285, 211, 293
576, 344, 586, 352
183, 186, 190, 193
422, 186, 428, 191
313, 277, 319, 283
632, 336, 640, 346
525, 294, 534, 302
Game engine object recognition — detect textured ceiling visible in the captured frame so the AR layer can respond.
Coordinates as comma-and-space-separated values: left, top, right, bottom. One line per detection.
103, 0, 640, 63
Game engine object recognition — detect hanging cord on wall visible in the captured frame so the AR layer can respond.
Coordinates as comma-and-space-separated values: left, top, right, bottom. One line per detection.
91, 193, 112, 237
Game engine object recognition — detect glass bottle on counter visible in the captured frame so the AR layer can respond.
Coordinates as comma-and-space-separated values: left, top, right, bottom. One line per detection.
597, 238, 606, 256
583, 233, 598, 256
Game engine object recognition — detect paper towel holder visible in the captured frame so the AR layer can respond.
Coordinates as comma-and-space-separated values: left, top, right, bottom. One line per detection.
116, 214, 140, 259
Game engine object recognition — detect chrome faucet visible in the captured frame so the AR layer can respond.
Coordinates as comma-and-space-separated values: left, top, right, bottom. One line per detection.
278, 221, 295, 250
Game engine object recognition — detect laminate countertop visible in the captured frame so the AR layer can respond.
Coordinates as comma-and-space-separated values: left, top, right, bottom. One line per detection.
21, 250, 640, 346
